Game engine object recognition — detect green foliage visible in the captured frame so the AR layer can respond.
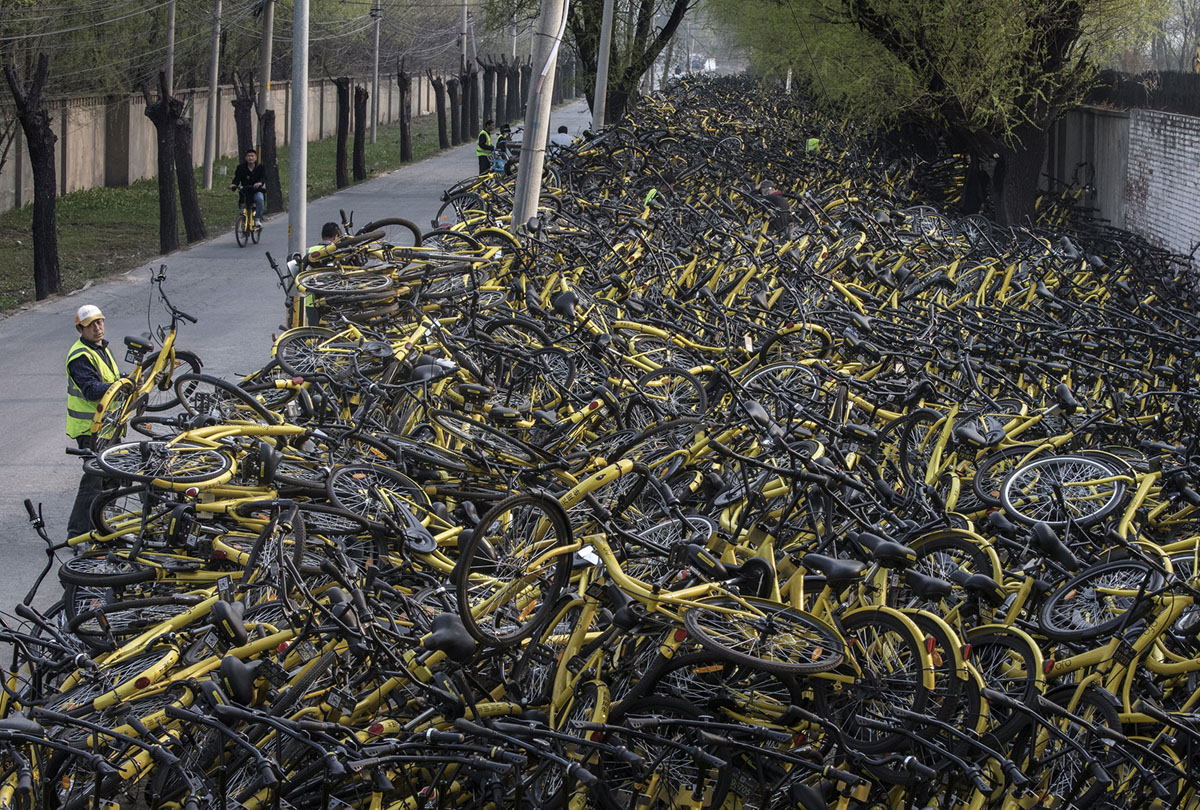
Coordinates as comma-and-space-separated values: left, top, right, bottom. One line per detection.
707, 0, 1168, 144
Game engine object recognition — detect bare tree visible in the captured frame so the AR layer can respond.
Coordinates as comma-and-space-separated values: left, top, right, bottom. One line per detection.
141, 72, 180, 255
397, 58, 413, 163
335, 76, 351, 188
353, 85, 368, 181
3, 53, 60, 299
428, 70, 450, 148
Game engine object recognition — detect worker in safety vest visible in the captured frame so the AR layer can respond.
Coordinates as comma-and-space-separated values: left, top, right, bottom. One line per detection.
477, 119, 495, 174
65, 304, 121, 538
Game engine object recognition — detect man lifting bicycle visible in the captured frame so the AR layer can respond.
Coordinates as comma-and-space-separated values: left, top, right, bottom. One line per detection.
65, 305, 120, 538
229, 148, 266, 228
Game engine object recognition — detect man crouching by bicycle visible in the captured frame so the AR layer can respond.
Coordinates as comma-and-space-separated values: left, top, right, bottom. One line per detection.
229, 148, 266, 228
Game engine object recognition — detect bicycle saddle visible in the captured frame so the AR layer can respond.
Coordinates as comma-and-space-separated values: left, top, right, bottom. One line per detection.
218, 655, 258, 706
124, 334, 154, 352
803, 553, 867, 588
902, 569, 953, 601
551, 290, 578, 319
422, 612, 477, 664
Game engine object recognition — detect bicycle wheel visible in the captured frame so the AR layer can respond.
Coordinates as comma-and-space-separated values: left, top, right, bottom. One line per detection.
235, 209, 249, 247
250, 214, 261, 244
358, 217, 422, 248
174, 373, 278, 424
809, 608, 931, 752
431, 410, 547, 467
972, 445, 1045, 506
92, 378, 140, 454
325, 464, 431, 531
274, 327, 357, 378
67, 595, 204, 651
57, 551, 156, 587
97, 441, 234, 486
1029, 684, 1123, 809
141, 350, 202, 412
1001, 454, 1128, 528
636, 650, 804, 722
625, 366, 708, 429
434, 192, 489, 228
598, 696, 732, 810
683, 596, 845, 675
455, 492, 573, 647
968, 626, 1044, 743
1038, 558, 1162, 642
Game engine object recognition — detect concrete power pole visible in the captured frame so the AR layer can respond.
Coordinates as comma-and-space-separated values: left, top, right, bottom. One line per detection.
510, 0, 569, 230
371, 5, 381, 143
258, 0, 274, 142
288, 0, 309, 256
460, 0, 468, 72
165, 0, 176, 94
591, 0, 614, 129
202, 0, 222, 190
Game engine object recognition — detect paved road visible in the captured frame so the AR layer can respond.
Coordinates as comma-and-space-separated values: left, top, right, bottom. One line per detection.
0, 101, 592, 610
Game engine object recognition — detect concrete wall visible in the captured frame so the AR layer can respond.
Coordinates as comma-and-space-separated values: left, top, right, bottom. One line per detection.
0, 73, 448, 213
1048, 105, 1200, 255
1125, 109, 1200, 256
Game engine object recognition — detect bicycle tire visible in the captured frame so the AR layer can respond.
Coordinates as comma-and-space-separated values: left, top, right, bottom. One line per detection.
141, 349, 202, 412
809, 608, 931, 752
97, 441, 235, 486
972, 445, 1045, 507
1038, 558, 1163, 642
624, 366, 708, 428
598, 695, 732, 810
57, 551, 156, 587
1001, 453, 1128, 528
358, 217, 422, 247
683, 596, 845, 675
431, 409, 548, 467
273, 326, 356, 378
235, 210, 249, 247
67, 595, 205, 651
174, 372, 279, 424
967, 625, 1044, 743
325, 464, 430, 530
455, 492, 573, 647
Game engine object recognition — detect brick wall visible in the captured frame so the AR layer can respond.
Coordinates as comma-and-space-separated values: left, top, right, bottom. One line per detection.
1125, 109, 1200, 256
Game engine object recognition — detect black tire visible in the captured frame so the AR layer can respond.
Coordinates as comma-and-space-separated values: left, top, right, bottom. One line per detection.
455, 492, 573, 647
141, 350, 203, 412
96, 441, 234, 485
358, 217, 423, 247
432, 409, 548, 466
1038, 558, 1162, 642
1028, 684, 1122, 809
88, 485, 152, 535
967, 626, 1044, 743
631, 650, 804, 722
297, 270, 396, 296
67, 595, 204, 651
598, 696, 732, 810
250, 219, 261, 244
325, 464, 430, 530
57, 551, 156, 587
235, 211, 249, 247
270, 649, 338, 718
625, 366, 708, 428
274, 326, 358, 378
809, 609, 931, 752
972, 445, 1045, 506
683, 596, 845, 675
174, 373, 278, 424
1000, 453, 1127, 528
434, 192, 489, 228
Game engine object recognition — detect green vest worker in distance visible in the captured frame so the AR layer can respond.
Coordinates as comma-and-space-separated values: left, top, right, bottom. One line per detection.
306, 221, 344, 263
65, 304, 121, 539
477, 119, 495, 174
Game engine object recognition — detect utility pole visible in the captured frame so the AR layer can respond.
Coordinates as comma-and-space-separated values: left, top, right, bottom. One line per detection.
258, 0, 274, 141
288, 0, 309, 256
202, 0, 222, 190
371, 4, 380, 143
591, 0, 614, 129
511, 0, 568, 230
460, 0, 468, 72
165, 0, 176, 94
510, 19, 516, 58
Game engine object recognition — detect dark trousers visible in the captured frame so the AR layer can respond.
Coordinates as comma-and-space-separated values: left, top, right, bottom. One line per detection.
478, 155, 491, 174
67, 435, 110, 538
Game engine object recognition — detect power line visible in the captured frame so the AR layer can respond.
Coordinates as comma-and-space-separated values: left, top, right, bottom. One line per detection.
0, 1, 174, 42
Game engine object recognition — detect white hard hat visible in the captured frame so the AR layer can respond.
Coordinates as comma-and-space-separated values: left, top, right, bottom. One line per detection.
75, 305, 104, 326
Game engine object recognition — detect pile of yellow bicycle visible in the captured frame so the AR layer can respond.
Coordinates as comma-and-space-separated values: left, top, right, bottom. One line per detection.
3, 75, 1200, 810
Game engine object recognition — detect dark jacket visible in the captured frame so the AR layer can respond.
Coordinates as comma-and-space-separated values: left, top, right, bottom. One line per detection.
231, 162, 266, 190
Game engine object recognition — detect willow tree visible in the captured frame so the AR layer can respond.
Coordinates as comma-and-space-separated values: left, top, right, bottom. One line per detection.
709, 0, 1167, 224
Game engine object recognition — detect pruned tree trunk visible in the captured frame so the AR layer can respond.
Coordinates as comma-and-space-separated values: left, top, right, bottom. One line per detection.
447, 77, 462, 146
459, 64, 475, 143
482, 60, 495, 124
260, 109, 283, 213
428, 71, 449, 149
353, 85, 368, 181
397, 59, 413, 162
3, 53, 60, 299
506, 64, 521, 122
231, 71, 256, 157
142, 72, 180, 255
173, 111, 206, 243
519, 62, 532, 115
991, 126, 1047, 226
334, 77, 351, 188
494, 58, 508, 127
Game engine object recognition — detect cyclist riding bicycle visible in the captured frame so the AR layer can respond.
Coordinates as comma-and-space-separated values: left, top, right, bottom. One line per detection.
229, 148, 266, 229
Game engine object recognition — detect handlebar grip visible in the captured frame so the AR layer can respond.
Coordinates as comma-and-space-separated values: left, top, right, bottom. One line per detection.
23, 500, 36, 521
258, 760, 280, 788
179, 311, 198, 324
423, 729, 465, 744
903, 756, 937, 779
16, 770, 31, 793
569, 764, 597, 786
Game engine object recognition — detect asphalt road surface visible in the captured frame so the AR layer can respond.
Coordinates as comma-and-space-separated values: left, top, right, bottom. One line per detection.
0, 100, 592, 611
